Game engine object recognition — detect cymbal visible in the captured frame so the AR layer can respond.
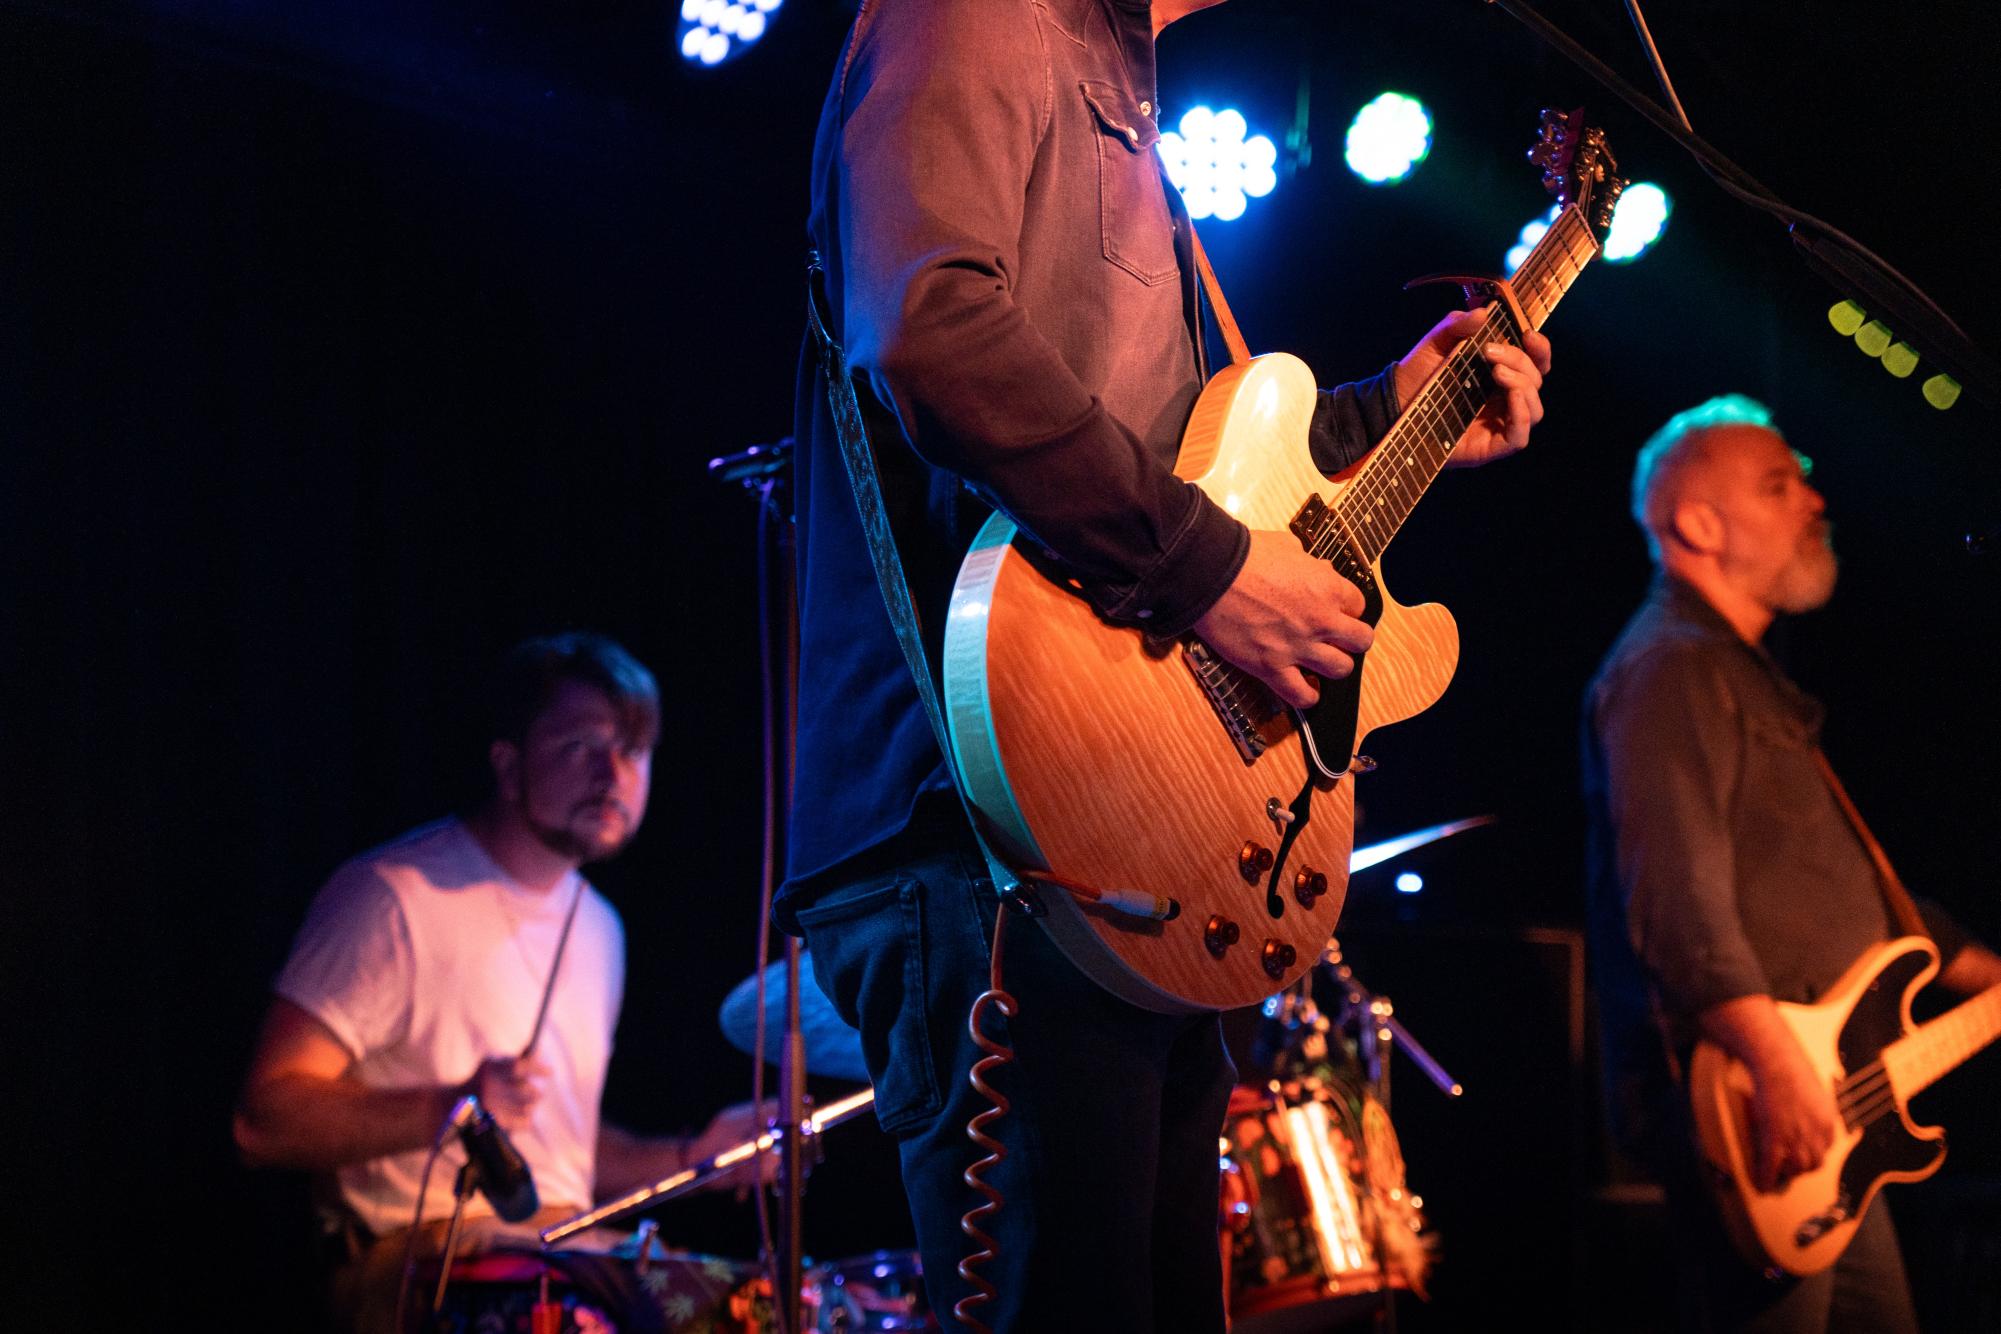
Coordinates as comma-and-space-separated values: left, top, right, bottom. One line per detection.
1348, 815, 1495, 874
718, 953, 870, 1083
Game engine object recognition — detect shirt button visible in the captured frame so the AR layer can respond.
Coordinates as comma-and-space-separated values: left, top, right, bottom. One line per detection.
1140, 100, 1152, 116
1124, 126, 1139, 144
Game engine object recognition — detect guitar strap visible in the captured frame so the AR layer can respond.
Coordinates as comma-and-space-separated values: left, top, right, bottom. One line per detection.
802, 254, 1026, 909
1185, 222, 1251, 368
1812, 749, 1932, 942
803, 211, 1247, 909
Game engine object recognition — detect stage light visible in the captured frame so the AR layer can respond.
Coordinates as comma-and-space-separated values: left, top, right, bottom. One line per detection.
1601, 181, 1670, 263
1826, 301, 1959, 408
677, 0, 782, 67
1505, 205, 1561, 274
1924, 375, 1961, 409
1157, 105, 1280, 222
1395, 872, 1423, 895
1344, 93, 1432, 185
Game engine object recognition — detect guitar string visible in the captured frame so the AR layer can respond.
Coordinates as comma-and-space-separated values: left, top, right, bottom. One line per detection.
1316, 208, 1581, 549
1840, 1004, 1991, 1124
1200, 280, 1571, 716
1840, 1086, 1898, 1131
1311, 204, 1590, 557
1190, 207, 1593, 722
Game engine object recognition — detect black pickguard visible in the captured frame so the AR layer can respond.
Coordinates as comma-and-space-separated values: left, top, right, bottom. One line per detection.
1788, 944, 1947, 1251
1832, 946, 1947, 1206
1295, 557, 1385, 784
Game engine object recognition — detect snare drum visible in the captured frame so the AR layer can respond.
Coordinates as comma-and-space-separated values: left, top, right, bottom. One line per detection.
804, 1250, 935, 1333
1220, 1082, 1429, 1330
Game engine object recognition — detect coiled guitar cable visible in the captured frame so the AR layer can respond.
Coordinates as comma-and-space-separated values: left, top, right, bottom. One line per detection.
950, 875, 1175, 1330
954, 899, 1019, 1333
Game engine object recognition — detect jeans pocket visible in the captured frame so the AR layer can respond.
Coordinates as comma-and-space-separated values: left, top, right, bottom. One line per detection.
795, 875, 942, 1134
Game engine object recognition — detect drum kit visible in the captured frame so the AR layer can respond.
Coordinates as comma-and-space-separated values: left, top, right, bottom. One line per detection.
426, 819, 1477, 1333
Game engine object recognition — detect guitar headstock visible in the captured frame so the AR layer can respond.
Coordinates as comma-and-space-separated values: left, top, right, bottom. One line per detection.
1528, 108, 1626, 244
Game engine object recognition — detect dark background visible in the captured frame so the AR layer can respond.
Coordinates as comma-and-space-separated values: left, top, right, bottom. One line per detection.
6, 0, 2000, 1328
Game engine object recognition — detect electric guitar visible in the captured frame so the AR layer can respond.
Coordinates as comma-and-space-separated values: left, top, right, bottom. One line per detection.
940, 112, 1626, 1012
1689, 935, 2001, 1276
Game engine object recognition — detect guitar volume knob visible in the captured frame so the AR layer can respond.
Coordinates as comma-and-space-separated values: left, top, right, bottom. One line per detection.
1293, 867, 1329, 907
1238, 841, 1275, 884
1204, 915, 1241, 958
1260, 939, 1298, 979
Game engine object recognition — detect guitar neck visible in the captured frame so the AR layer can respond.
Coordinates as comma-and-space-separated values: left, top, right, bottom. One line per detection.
1319, 206, 1600, 568
1883, 981, 2001, 1100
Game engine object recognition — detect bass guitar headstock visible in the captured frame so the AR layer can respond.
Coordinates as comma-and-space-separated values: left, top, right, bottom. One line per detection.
1529, 108, 1626, 245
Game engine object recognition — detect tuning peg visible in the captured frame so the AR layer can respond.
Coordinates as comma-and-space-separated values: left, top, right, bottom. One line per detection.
1592, 176, 1627, 234
1583, 128, 1619, 173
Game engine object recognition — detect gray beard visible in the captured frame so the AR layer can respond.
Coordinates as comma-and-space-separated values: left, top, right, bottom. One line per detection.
1772, 542, 1839, 615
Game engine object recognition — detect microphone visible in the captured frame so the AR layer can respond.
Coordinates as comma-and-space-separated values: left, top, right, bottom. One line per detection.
446, 1095, 540, 1223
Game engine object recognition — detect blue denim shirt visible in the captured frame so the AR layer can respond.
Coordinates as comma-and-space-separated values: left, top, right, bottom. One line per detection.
785, 0, 1402, 906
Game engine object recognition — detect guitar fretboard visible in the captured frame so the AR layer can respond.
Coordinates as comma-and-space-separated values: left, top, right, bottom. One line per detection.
1883, 982, 2001, 1100
1296, 205, 1599, 573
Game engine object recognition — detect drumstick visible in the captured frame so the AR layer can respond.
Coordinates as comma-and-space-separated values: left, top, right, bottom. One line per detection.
520, 876, 587, 1060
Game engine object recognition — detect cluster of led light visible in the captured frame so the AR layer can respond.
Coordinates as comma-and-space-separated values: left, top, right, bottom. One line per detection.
677, 0, 782, 67
1504, 205, 1562, 275
1156, 106, 1279, 222
1505, 182, 1672, 272
1601, 182, 1671, 263
1343, 92, 1432, 185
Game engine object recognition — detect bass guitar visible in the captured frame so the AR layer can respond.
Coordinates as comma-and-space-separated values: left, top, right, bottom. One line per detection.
942, 112, 1625, 1012
1690, 935, 2001, 1275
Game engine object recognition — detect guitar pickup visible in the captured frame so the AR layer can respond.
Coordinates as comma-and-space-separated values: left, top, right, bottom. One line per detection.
1290, 494, 1328, 545
1184, 641, 1266, 763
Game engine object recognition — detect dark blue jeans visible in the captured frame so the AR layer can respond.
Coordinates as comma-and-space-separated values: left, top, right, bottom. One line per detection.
796, 844, 1234, 1333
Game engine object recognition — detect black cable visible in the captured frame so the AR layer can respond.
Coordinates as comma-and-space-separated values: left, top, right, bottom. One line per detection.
392, 1124, 455, 1334
1485, 0, 1993, 400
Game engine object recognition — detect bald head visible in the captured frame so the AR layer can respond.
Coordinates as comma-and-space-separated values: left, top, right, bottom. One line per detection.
1628, 397, 1836, 639
1631, 394, 1781, 560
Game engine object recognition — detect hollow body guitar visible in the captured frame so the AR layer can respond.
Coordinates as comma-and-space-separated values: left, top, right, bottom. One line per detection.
941, 115, 1623, 1013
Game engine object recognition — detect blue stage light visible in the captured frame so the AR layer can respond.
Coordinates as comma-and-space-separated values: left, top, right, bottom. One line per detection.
1395, 871, 1424, 895
1504, 205, 1561, 274
677, 0, 782, 68
1602, 182, 1670, 263
1344, 93, 1432, 185
1157, 106, 1280, 222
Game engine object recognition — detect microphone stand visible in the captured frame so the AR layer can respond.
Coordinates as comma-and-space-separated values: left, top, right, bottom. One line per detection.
709, 438, 806, 1334
1322, 940, 1463, 1106
432, 1163, 481, 1315
1318, 941, 1462, 1334
1479, 0, 1999, 407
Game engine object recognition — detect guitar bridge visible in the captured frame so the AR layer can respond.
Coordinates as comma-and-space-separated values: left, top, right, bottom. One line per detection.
1794, 1193, 1853, 1248
1183, 641, 1285, 765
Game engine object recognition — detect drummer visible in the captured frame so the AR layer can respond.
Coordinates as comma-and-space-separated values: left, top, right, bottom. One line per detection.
232, 632, 763, 1331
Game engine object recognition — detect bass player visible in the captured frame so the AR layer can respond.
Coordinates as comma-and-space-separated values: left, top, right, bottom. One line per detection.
1583, 394, 2001, 1332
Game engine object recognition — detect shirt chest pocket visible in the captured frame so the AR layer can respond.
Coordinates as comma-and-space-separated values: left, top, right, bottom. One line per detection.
1080, 80, 1179, 287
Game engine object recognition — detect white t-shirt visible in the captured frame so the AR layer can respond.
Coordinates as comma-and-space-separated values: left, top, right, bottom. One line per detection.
275, 818, 625, 1238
